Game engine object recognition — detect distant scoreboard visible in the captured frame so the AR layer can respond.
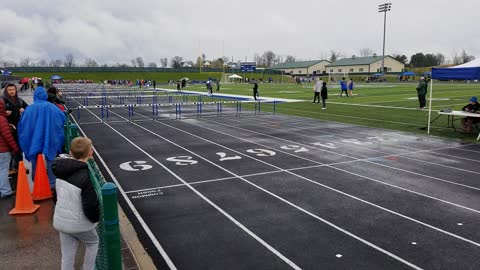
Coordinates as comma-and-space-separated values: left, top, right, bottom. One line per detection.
240, 62, 256, 72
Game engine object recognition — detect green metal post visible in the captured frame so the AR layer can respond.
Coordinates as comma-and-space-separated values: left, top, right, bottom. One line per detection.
102, 183, 122, 270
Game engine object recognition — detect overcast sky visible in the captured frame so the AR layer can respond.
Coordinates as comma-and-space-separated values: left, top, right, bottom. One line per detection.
1, 0, 479, 65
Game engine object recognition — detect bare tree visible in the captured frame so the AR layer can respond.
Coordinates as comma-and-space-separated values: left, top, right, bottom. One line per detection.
359, 48, 374, 57
329, 50, 340, 63
460, 49, 475, 64
274, 55, 284, 65
211, 58, 225, 68
64, 53, 75, 67
285, 55, 296, 63
451, 49, 461, 65
435, 53, 445, 65
171, 56, 183, 68
50, 59, 63, 67
135, 57, 145, 68
130, 59, 137, 67
160, 58, 168, 68
37, 59, 48, 67
253, 53, 260, 65
20, 58, 31, 67
0, 60, 15, 68
85, 58, 99, 67
148, 62, 157, 68
261, 51, 276, 67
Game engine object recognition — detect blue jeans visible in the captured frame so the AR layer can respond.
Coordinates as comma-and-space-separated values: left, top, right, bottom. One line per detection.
31, 156, 56, 189
0, 152, 12, 197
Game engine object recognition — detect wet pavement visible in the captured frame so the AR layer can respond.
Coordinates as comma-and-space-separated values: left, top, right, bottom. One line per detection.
0, 92, 144, 270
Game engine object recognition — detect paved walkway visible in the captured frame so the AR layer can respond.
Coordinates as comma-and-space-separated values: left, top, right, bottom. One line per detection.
0, 92, 149, 269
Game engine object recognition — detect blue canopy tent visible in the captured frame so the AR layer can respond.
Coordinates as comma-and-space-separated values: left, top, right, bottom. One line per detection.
401, 71, 416, 76
427, 59, 480, 135
51, 75, 62, 80
372, 73, 383, 76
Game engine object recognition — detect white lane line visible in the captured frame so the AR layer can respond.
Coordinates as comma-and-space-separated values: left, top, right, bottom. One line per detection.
125, 170, 283, 194
99, 104, 423, 269
251, 116, 480, 164
78, 103, 302, 270
68, 100, 178, 270
171, 119, 480, 248
193, 118, 480, 215
128, 121, 422, 270
125, 164, 340, 194
204, 118, 480, 191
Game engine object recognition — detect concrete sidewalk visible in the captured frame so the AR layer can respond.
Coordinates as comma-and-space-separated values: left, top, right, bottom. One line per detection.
0, 92, 150, 269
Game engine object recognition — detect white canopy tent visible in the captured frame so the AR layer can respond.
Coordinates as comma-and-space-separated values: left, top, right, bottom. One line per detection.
228, 74, 242, 79
224, 74, 242, 83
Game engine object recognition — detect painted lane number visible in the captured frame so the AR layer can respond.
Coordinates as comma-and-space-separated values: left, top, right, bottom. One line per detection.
166, 156, 198, 166
280, 145, 309, 153
246, 149, 276, 157
216, 152, 242, 161
119, 161, 153, 171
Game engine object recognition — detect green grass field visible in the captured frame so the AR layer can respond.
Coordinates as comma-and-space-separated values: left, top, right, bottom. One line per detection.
17, 70, 480, 142
162, 82, 480, 142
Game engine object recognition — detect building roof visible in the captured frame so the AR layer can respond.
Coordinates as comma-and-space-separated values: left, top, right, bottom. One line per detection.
271, 60, 328, 69
326, 56, 392, 67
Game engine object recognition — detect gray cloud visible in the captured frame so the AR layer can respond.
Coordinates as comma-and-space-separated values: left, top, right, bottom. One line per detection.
1, 0, 479, 65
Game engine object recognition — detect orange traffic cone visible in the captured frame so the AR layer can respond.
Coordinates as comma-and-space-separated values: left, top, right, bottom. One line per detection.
9, 161, 40, 215
31, 154, 53, 201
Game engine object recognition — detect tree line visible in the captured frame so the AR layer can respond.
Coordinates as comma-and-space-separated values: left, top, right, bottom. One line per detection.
1, 49, 475, 69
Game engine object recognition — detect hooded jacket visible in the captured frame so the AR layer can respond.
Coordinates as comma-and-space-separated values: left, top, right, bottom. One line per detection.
3, 88, 28, 127
53, 157, 99, 234
18, 87, 66, 161
0, 100, 19, 153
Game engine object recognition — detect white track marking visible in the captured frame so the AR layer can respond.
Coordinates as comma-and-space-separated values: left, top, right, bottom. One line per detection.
214, 117, 480, 189
74, 101, 302, 270
250, 116, 480, 164
95, 102, 424, 269
68, 102, 178, 270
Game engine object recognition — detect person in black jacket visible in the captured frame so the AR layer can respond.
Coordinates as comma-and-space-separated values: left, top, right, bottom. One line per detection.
53, 137, 100, 270
461, 96, 480, 132
3, 84, 28, 174
321, 81, 328, 110
252, 80, 259, 101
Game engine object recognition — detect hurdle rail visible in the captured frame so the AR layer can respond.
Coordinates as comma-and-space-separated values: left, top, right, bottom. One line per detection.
73, 99, 278, 122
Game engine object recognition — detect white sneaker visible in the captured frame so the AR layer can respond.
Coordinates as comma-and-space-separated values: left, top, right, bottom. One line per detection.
322, 107, 326, 110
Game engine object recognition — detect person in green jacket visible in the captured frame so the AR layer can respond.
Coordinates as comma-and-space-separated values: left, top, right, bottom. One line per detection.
416, 77, 428, 109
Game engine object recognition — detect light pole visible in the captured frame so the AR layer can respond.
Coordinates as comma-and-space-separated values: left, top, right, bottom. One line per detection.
378, 3, 391, 75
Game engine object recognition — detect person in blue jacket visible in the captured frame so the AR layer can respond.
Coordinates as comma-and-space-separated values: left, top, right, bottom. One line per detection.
18, 83, 66, 188
339, 77, 348, 97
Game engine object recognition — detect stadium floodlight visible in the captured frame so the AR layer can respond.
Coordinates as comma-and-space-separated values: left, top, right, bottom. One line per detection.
378, 3, 392, 75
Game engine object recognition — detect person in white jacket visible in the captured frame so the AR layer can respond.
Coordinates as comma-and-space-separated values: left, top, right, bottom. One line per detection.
53, 137, 99, 270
